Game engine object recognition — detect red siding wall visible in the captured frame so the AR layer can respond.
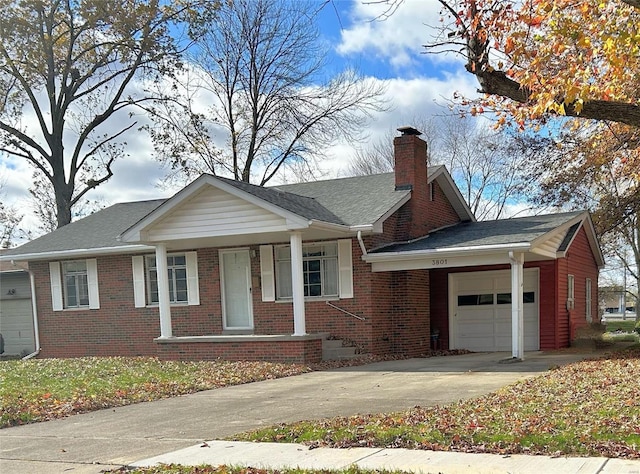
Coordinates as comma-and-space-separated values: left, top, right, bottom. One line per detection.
564, 227, 600, 344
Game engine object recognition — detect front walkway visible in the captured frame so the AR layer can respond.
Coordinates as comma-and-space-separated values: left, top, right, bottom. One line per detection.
134, 440, 640, 474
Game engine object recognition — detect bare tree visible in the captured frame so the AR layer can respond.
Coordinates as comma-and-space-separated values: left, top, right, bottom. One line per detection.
348, 116, 538, 220
438, 117, 542, 220
348, 119, 439, 176
0, 0, 209, 228
28, 170, 108, 236
0, 177, 24, 248
149, 0, 387, 186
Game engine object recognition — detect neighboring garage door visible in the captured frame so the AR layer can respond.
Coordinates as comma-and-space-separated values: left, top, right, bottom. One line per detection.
0, 298, 35, 356
449, 269, 539, 352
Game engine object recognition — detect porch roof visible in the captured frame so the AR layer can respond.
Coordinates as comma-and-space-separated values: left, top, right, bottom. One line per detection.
364, 211, 605, 271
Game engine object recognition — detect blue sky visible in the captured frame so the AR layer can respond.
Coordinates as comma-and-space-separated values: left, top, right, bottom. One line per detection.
1, 0, 479, 236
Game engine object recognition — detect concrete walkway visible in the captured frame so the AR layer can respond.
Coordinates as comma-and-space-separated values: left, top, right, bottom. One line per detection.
1, 349, 636, 473
133, 440, 640, 474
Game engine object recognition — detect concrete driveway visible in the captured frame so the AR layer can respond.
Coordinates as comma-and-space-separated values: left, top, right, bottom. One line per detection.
0, 350, 603, 473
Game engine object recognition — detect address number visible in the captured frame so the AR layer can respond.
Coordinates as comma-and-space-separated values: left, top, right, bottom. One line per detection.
432, 259, 448, 266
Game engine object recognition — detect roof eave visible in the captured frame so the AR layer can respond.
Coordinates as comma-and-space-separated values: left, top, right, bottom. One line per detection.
308, 220, 352, 233
0, 244, 155, 262
363, 242, 531, 263
429, 166, 476, 222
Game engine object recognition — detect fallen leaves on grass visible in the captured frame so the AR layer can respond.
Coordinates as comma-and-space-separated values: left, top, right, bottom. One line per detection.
236, 347, 640, 459
0, 350, 471, 429
108, 465, 409, 474
0, 358, 310, 428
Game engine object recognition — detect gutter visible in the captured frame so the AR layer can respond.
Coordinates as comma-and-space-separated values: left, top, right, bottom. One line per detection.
0, 244, 155, 262
22, 270, 41, 360
363, 242, 531, 262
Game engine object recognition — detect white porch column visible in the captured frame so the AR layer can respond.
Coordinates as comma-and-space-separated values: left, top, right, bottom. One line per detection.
509, 251, 525, 360
290, 232, 307, 336
155, 243, 173, 338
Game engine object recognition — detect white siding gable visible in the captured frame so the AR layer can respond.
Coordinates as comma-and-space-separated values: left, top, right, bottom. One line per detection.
146, 186, 291, 241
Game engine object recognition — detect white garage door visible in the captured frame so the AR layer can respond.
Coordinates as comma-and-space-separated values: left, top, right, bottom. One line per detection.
0, 298, 35, 356
449, 269, 539, 352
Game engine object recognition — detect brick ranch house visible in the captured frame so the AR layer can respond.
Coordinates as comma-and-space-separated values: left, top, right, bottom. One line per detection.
0, 127, 604, 363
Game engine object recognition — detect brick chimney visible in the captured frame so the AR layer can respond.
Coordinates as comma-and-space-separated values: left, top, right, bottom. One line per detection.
394, 126, 429, 239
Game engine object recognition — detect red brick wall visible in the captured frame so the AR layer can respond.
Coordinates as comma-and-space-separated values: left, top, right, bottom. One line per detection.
156, 338, 322, 364
537, 261, 558, 350
428, 180, 464, 231
390, 269, 431, 355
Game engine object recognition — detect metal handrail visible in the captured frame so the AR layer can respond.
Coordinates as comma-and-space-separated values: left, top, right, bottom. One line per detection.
326, 300, 366, 321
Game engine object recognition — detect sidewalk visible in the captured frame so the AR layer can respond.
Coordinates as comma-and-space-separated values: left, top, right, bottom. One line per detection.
132, 440, 640, 474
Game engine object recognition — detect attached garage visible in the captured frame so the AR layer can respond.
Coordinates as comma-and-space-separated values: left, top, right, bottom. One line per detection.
366, 211, 604, 357
0, 268, 35, 357
448, 269, 539, 351
0, 298, 35, 356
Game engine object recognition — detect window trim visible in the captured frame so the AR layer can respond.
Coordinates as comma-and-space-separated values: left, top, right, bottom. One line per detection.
63, 260, 90, 309
132, 251, 200, 308
266, 239, 353, 302
275, 242, 339, 300
567, 274, 575, 310
49, 259, 100, 311
145, 254, 188, 305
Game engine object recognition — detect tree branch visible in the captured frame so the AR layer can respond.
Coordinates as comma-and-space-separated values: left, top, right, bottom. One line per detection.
473, 68, 640, 128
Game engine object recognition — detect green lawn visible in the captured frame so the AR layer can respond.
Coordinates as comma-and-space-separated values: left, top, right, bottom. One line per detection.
606, 320, 638, 333
234, 346, 640, 459
0, 357, 310, 428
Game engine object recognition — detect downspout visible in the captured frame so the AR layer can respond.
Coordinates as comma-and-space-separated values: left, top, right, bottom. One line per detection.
22, 270, 41, 360
357, 231, 368, 257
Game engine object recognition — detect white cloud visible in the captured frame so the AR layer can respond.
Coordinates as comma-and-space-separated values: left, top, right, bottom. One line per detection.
318, 72, 479, 177
337, 0, 462, 70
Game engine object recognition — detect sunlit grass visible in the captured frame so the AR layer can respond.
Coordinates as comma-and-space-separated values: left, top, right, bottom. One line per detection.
0, 357, 309, 428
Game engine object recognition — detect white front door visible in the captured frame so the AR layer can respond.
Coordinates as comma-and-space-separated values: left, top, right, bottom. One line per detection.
220, 250, 253, 330
449, 269, 539, 351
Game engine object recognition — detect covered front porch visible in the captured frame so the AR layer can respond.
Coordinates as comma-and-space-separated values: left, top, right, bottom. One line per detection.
118, 174, 362, 363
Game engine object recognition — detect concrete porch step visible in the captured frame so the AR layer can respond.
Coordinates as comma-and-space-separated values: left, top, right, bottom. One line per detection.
321, 338, 360, 361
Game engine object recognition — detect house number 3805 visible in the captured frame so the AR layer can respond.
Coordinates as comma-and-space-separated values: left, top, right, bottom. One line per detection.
432, 259, 448, 266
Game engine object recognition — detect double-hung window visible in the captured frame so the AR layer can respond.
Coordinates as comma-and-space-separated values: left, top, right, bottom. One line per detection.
275, 242, 339, 299
63, 261, 89, 308
49, 259, 100, 311
146, 255, 188, 304
132, 252, 199, 307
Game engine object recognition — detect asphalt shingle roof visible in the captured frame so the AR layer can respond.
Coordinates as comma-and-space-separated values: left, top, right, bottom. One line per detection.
2, 172, 410, 257
2, 200, 165, 257
214, 176, 347, 225
275, 172, 410, 227
372, 211, 584, 253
